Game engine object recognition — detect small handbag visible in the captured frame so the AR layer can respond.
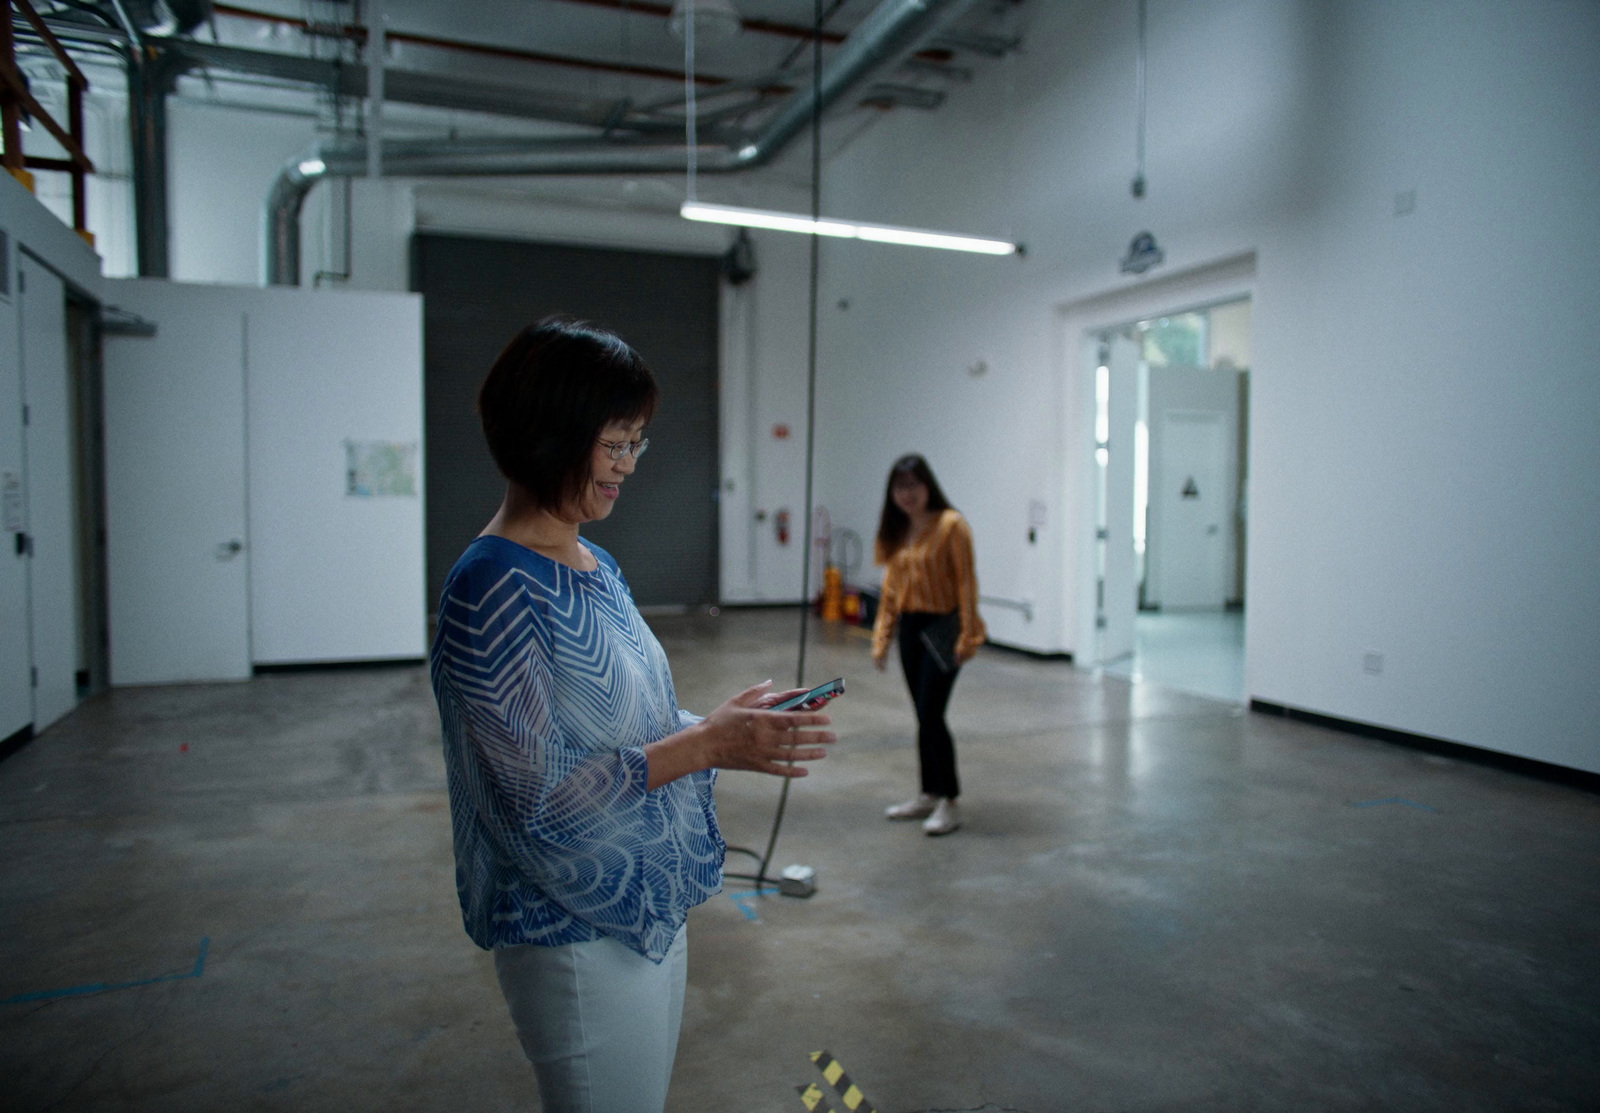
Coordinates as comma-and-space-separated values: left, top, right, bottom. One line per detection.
918, 611, 962, 674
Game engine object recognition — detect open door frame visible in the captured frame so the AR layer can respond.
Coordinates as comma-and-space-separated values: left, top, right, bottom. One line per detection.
1057, 254, 1256, 662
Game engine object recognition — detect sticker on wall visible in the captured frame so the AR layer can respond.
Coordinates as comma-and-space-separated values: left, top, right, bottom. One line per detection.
345, 441, 418, 498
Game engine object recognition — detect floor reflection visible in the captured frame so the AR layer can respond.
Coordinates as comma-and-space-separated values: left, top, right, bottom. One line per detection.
1102, 609, 1245, 703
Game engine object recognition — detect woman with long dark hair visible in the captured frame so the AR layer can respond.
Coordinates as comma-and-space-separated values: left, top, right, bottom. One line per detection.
871, 454, 985, 836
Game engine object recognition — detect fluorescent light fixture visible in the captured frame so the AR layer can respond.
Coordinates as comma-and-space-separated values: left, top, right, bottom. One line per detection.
297, 157, 327, 177
682, 202, 856, 239
680, 201, 1017, 256
855, 225, 1017, 255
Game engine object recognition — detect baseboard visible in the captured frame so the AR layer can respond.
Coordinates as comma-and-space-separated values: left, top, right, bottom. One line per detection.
254, 657, 426, 675
982, 640, 1073, 663
0, 724, 35, 764
1248, 699, 1599, 793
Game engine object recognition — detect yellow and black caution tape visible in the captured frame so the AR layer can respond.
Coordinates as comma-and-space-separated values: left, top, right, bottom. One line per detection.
794, 1050, 878, 1113
796, 1082, 838, 1112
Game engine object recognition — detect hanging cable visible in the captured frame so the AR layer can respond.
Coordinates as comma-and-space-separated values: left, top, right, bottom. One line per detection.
683, 0, 698, 203
722, 0, 827, 892
1132, 0, 1147, 198
755, 0, 826, 889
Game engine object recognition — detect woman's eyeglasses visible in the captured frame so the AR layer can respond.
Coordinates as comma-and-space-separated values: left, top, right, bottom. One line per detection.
597, 437, 650, 461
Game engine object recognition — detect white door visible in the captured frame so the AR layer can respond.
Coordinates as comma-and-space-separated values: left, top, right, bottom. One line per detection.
1157, 411, 1228, 609
1098, 334, 1140, 662
0, 254, 30, 737
19, 263, 80, 730
102, 280, 251, 684
244, 288, 425, 664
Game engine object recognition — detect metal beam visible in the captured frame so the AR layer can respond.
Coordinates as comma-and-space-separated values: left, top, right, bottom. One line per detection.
129, 46, 187, 277
169, 39, 679, 132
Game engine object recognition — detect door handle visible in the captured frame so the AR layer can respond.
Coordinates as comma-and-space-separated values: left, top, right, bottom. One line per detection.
216, 539, 244, 559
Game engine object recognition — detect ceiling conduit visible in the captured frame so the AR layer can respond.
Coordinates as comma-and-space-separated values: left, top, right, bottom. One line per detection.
265, 0, 981, 286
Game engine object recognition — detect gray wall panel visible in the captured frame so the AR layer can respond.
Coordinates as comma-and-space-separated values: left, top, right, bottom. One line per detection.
415, 233, 719, 611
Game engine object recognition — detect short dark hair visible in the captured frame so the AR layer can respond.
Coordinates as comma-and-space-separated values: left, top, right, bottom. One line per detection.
477, 317, 658, 512
874, 453, 954, 562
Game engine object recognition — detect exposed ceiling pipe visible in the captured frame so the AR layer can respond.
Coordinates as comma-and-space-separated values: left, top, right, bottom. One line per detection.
209, 3, 736, 90
266, 0, 981, 286
211, 0, 844, 56
171, 39, 689, 132
446, 0, 854, 48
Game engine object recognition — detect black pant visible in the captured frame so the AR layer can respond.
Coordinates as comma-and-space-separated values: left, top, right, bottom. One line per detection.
897, 612, 961, 800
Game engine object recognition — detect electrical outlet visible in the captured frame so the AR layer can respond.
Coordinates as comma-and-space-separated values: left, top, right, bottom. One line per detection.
1362, 651, 1384, 676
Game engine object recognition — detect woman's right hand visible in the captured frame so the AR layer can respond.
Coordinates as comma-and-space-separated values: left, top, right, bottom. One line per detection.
698, 680, 836, 777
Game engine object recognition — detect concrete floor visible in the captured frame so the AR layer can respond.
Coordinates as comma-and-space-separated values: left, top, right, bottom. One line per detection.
3, 608, 1597, 1112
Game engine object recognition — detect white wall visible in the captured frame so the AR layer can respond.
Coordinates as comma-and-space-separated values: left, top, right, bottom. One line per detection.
798, 0, 1600, 774
1245, 0, 1600, 773
169, 101, 319, 285
718, 229, 818, 603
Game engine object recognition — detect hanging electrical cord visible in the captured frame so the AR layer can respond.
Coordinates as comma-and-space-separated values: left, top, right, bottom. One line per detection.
682, 0, 698, 203
719, 0, 828, 892
1131, 0, 1147, 199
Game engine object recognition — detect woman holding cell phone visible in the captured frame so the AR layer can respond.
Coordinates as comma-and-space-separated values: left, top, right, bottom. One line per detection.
871, 453, 986, 836
430, 317, 835, 1113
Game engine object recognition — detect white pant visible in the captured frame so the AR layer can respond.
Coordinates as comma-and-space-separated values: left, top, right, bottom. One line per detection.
493, 927, 688, 1113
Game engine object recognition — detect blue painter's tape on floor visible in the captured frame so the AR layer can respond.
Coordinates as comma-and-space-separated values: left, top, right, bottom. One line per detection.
1, 937, 209, 1005
1350, 797, 1438, 812
729, 888, 782, 922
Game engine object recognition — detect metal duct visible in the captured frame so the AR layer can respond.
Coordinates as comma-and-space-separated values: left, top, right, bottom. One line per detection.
265, 0, 981, 286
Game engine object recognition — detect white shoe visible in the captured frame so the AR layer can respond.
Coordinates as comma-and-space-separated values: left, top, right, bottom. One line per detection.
886, 793, 937, 820
923, 798, 962, 836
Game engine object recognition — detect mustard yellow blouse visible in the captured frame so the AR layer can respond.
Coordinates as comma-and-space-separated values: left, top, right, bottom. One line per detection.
871, 508, 986, 663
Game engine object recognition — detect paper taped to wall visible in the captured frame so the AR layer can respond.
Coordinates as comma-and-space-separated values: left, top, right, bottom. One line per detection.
345, 441, 418, 498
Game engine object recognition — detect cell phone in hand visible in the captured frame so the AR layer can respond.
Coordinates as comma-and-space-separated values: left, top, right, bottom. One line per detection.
772, 677, 845, 711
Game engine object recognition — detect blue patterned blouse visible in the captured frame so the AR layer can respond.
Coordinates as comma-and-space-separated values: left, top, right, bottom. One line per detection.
430, 535, 724, 963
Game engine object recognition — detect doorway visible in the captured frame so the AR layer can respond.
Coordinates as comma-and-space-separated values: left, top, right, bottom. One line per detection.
1091, 298, 1252, 703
